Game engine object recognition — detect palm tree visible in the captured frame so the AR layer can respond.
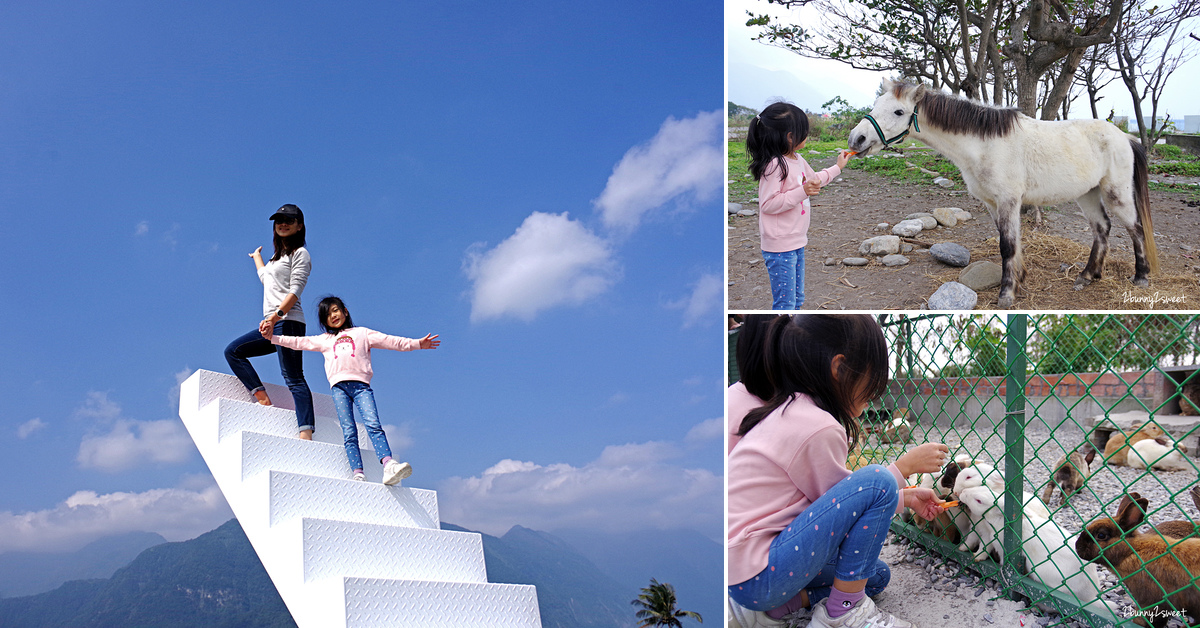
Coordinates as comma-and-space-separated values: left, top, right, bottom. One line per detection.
631, 578, 702, 627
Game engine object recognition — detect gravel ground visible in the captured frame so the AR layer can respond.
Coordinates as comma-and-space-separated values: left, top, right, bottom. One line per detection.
766, 418, 1200, 628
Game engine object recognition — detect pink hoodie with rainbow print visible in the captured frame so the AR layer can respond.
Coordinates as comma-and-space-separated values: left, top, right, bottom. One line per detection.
271, 327, 421, 387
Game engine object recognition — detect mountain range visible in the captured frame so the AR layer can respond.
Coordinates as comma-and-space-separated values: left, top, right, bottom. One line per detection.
0, 520, 716, 627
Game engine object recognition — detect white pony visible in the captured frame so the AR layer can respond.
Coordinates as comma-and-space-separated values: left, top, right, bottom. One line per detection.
849, 80, 1158, 308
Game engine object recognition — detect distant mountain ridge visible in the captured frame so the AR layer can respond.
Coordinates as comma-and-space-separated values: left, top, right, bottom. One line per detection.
0, 531, 167, 599
0, 520, 712, 628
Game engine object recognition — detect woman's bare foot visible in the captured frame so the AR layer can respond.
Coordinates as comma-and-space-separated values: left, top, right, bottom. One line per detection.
298, 430, 313, 440
253, 390, 272, 406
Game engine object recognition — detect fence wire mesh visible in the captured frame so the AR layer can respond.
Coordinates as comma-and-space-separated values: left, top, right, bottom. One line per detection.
856, 314, 1200, 628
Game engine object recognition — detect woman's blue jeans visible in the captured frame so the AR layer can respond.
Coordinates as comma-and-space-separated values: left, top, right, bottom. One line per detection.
330, 380, 393, 471
223, 320, 316, 433
762, 247, 805, 310
728, 464, 897, 612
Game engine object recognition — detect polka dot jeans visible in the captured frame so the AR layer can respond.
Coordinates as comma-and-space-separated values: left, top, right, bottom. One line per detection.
728, 464, 898, 612
761, 247, 805, 310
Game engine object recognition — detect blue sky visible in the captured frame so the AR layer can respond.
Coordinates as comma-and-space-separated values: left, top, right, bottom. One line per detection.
0, 1, 723, 554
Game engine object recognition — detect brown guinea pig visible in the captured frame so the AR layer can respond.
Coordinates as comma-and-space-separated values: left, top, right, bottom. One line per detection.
1076, 492, 1200, 628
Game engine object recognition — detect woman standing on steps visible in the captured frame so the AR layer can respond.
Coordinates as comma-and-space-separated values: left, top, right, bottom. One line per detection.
223, 204, 316, 439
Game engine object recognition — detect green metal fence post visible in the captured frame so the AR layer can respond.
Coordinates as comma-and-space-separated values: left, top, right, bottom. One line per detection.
1004, 314, 1028, 582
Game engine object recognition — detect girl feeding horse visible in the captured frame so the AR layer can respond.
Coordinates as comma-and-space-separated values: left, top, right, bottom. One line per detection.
848, 80, 1158, 309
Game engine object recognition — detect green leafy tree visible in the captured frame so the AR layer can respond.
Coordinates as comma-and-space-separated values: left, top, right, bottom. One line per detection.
1028, 315, 1200, 374
631, 578, 702, 627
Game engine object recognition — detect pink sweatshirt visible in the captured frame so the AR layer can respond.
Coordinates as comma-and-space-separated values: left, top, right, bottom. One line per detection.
757, 156, 841, 253
272, 327, 422, 387
727, 382, 764, 455
727, 393, 904, 585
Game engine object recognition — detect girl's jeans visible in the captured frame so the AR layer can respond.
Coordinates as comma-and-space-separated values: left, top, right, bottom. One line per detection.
224, 320, 316, 433
728, 464, 898, 612
762, 247, 805, 310
330, 380, 393, 471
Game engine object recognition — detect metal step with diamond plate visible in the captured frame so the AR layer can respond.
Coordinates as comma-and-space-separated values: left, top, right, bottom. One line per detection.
179, 369, 541, 628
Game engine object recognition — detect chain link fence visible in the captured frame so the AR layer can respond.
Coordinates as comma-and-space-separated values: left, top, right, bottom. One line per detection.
851, 314, 1200, 627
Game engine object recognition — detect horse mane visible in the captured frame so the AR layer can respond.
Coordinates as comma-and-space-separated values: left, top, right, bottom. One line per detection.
894, 83, 1020, 139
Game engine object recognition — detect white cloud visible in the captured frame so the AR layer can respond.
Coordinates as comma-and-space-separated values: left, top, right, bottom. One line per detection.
685, 417, 724, 445
593, 110, 724, 230
0, 483, 231, 554
464, 212, 619, 322
73, 391, 122, 421
669, 272, 723, 328
17, 418, 46, 439
134, 221, 150, 236
168, 367, 194, 410
77, 419, 196, 472
437, 439, 721, 540
383, 423, 414, 453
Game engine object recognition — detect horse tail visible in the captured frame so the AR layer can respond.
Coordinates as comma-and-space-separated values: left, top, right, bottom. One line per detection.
1130, 138, 1158, 274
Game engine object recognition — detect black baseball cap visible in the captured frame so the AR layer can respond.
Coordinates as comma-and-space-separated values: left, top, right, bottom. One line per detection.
270, 204, 303, 222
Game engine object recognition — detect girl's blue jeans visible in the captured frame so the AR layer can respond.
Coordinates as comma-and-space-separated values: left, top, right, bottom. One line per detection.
224, 320, 316, 433
728, 464, 898, 612
330, 380, 393, 471
762, 247, 805, 310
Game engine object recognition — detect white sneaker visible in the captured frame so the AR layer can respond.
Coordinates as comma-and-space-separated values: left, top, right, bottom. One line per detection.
727, 597, 786, 628
382, 460, 413, 485
352, 471, 366, 481
808, 595, 912, 628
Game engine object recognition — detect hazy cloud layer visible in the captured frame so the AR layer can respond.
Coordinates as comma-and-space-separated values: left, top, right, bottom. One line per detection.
593, 110, 723, 230
437, 421, 721, 540
464, 212, 618, 322
0, 484, 232, 554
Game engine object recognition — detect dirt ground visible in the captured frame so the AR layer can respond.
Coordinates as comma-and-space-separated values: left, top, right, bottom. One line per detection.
727, 153, 1200, 311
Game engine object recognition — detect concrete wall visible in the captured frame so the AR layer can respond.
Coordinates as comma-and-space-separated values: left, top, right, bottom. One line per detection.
882, 371, 1164, 432
1164, 133, 1200, 154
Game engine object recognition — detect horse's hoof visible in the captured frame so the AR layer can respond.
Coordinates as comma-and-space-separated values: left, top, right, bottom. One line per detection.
1073, 278, 1089, 291
1131, 277, 1149, 288
997, 294, 1014, 309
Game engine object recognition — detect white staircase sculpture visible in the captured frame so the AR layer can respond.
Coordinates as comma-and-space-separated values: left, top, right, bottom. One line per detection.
179, 369, 542, 628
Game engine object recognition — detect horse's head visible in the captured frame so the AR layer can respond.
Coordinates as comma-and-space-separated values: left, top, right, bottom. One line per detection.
849, 79, 925, 155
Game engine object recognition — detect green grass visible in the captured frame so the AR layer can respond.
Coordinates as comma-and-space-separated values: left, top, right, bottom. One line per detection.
1148, 181, 1200, 201
1150, 161, 1200, 177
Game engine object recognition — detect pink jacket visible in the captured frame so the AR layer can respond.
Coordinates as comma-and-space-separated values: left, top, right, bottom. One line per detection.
727, 382, 763, 455
757, 156, 841, 253
727, 393, 903, 585
272, 327, 421, 387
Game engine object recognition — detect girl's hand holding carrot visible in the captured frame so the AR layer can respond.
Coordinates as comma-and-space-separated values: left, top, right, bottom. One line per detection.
903, 487, 945, 519
836, 149, 853, 169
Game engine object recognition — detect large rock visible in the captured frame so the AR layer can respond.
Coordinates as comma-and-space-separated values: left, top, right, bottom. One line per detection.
905, 212, 933, 221
892, 219, 924, 237
918, 216, 939, 230
931, 207, 959, 228
959, 260, 1003, 291
955, 210, 974, 222
859, 235, 901, 256
843, 257, 870, 266
882, 254, 910, 267
728, 202, 743, 214
928, 282, 978, 310
930, 242, 971, 267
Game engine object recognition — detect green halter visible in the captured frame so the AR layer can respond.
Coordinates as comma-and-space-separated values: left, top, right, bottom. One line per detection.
864, 105, 921, 147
